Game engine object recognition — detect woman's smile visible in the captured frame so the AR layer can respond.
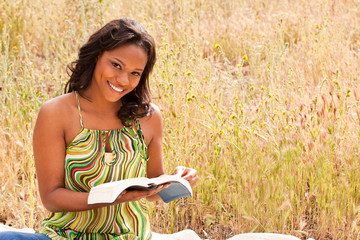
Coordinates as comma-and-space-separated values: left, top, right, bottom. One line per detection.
107, 81, 124, 93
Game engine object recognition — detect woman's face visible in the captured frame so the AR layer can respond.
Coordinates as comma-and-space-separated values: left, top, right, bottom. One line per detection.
91, 43, 148, 102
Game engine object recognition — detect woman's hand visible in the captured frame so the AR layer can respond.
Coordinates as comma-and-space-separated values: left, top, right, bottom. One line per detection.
172, 166, 199, 187
115, 184, 169, 203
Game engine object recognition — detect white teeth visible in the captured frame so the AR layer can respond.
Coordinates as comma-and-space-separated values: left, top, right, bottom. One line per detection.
108, 82, 124, 93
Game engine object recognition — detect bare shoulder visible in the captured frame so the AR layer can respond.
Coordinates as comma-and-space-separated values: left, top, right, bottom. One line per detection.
138, 103, 163, 145
149, 103, 162, 122
39, 93, 74, 113
36, 93, 77, 130
138, 103, 162, 124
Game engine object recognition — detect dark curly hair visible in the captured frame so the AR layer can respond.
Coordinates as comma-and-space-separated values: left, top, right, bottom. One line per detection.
65, 18, 156, 126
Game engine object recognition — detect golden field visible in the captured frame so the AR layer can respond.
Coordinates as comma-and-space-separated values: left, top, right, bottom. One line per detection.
1, 0, 360, 239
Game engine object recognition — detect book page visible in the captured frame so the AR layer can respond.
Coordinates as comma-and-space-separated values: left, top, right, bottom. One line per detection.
88, 177, 152, 204
151, 175, 191, 189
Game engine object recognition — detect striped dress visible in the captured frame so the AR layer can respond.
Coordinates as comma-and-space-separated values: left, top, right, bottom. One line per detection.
39, 92, 151, 240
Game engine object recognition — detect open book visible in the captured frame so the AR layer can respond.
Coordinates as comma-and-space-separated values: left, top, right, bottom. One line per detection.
88, 175, 192, 204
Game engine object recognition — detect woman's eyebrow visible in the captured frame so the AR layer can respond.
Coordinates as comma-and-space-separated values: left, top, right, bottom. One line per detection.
113, 57, 125, 66
113, 57, 144, 71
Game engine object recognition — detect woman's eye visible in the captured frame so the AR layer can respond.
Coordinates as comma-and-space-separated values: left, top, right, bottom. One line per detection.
132, 72, 141, 77
112, 62, 121, 69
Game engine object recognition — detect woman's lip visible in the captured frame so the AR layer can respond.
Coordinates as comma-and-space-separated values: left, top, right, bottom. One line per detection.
107, 81, 124, 93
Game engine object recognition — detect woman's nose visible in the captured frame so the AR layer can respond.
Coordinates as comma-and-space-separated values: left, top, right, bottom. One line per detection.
115, 71, 129, 85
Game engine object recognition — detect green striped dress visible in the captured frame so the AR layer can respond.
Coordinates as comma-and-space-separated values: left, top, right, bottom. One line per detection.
39, 92, 151, 240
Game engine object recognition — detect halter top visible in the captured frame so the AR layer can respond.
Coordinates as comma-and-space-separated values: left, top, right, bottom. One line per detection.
39, 92, 151, 240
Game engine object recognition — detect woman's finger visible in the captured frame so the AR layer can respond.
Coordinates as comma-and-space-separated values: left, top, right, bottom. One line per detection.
173, 166, 186, 176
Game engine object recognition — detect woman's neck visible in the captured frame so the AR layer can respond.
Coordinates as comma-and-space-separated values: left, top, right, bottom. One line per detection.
78, 89, 122, 116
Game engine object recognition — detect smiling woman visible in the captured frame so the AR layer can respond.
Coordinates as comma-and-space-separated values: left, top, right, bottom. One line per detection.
65, 19, 157, 128
0, 18, 199, 240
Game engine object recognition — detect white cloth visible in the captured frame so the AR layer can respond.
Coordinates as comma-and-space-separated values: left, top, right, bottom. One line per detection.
0, 225, 310, 240
227, 233, 302, 240
152, 230, 304, 240
152, 230, 202, 240
0, 224, 35, 233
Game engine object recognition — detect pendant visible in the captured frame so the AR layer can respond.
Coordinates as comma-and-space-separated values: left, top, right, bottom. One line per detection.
104, 152, 113, 164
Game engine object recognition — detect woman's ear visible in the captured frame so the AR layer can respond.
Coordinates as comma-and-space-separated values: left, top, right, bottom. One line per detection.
95, 52, 103, 62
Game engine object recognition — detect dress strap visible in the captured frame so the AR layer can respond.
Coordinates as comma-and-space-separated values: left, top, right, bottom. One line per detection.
134, 119, 142, 134
134, 119, 148, 159
135, 120, 145, 143
74, 91, 84, 128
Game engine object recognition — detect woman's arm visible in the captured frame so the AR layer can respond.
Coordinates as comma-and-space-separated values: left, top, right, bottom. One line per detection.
144, 104, 166, 179
33, 99, 92, 212
139, 104, 166, 202
141, 104, 199, 202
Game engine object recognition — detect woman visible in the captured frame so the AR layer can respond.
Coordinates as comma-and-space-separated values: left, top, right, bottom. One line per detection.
0, 18, 198, 240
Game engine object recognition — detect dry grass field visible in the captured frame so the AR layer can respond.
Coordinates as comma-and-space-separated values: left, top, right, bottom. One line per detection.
1, 0, 360, 239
